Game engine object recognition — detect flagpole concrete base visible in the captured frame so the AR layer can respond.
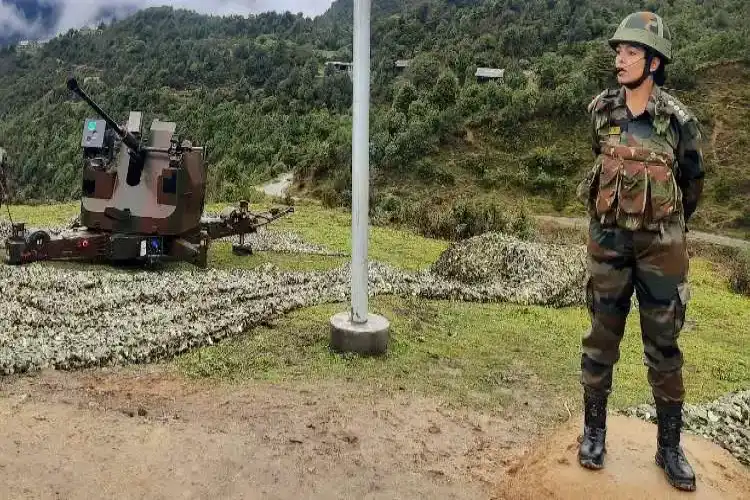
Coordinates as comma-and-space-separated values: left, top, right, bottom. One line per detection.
330, 312, 389, 355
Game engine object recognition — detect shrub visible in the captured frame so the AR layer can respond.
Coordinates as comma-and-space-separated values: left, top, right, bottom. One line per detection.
398, 196, 534, 241
729, 249, 750, 297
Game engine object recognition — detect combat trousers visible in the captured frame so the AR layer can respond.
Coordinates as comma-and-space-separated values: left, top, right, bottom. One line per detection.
581, 217, 691, 405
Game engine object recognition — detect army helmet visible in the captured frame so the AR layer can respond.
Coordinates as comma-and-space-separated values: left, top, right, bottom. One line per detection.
608, 11, 672, 64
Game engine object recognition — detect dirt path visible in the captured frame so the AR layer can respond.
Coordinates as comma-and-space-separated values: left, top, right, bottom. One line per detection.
0, 367, 541, 500
536, 215, 749, 251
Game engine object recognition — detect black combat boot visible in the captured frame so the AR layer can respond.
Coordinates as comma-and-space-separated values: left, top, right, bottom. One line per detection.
578, 389, 608, 469
655, 402, 696, 492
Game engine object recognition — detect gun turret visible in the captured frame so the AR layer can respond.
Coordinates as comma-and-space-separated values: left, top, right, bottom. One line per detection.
67, 76, 145, 185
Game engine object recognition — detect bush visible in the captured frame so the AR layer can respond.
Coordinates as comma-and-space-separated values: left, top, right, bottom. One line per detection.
729, 250, 750, 297
415, 160, 455, 186
397, 196, 534, 241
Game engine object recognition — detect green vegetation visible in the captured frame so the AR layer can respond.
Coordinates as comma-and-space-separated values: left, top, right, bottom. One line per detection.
729, 249, 750, 297
1, 1, 749, 238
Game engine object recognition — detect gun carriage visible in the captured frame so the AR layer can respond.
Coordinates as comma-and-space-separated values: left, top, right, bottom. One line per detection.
3, 77, 292, 267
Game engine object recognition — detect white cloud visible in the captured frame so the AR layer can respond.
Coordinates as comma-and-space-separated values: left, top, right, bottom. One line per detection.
1, 1, 335, 40
1, 2, 47, 38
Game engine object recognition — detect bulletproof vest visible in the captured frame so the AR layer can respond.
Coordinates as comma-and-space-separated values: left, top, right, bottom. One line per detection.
582, 87, 687, 232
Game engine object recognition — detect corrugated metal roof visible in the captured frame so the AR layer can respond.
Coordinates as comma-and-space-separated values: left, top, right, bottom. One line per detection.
475, 67, 505, 79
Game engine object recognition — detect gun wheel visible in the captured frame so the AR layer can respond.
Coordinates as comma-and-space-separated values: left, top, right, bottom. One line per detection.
27, 231, 51, 250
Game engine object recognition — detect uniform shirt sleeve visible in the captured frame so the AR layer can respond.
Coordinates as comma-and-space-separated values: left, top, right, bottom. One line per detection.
591, 112, 602, 157
676, 119, 705, 222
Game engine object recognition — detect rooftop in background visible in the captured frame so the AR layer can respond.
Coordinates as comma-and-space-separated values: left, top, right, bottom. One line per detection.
475, 67, 505, 79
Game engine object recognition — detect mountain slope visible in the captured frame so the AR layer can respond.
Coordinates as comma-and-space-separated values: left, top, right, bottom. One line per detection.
0, 0, 748, 237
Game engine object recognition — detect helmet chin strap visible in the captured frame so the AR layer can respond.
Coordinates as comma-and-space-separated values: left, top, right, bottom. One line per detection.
623, 52, 655, 89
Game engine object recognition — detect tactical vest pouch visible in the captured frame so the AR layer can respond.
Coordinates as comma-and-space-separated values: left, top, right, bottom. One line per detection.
595, 145, 678, 226
647, 163, 679, 222
595, 156, 619, 216
618, 157, 648, 216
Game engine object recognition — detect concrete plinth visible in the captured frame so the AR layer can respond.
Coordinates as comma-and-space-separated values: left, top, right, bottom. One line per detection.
330, 312, 390, 355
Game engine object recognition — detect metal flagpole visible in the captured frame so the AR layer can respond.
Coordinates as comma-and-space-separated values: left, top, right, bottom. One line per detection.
329, 0, 389, 355
350, 0, 370, 324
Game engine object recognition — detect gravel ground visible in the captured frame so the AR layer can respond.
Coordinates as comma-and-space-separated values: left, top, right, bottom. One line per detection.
619, 391, 750, 467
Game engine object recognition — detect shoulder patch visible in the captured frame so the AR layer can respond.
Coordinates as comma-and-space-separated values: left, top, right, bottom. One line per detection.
658, 90, 696, 125
587, 88, 619, 114
587, 90, 608, 114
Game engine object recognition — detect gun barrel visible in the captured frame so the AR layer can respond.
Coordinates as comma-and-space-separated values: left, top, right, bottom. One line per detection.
67, 77, 141, 155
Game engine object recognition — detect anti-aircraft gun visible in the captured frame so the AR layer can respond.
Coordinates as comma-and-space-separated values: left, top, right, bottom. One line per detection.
4, 77, 293, 267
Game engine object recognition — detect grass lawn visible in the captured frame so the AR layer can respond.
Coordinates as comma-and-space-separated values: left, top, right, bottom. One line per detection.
2, 198, 748, 412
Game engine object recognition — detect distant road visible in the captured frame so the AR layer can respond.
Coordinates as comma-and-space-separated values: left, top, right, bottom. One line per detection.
536, 215, 750, 251
258, 172, 294, 198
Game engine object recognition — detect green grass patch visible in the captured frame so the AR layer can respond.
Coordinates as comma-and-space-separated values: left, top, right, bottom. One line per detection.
1, 202, 80, 226
264, 199, 449, 271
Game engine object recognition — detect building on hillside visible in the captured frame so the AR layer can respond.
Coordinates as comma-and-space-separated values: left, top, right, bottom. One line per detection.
394, 59, 411, 70
16, 40, 41, 53
475, 67, 505, 82
324, 61, 353, 81
325, 61, 353, 72
79, 26, 103, 35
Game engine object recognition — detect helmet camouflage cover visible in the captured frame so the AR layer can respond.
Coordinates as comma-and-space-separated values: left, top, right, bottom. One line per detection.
609, 11, 672, 63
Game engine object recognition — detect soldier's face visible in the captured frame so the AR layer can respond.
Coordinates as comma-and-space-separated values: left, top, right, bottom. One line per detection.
615, 43, 646, 84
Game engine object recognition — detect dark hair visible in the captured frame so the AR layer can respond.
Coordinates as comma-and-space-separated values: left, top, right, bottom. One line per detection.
653, 63, 666, 86
646, 48, 667, 86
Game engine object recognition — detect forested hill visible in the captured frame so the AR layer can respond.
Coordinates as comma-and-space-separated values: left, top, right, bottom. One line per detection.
0, 0, 749, 236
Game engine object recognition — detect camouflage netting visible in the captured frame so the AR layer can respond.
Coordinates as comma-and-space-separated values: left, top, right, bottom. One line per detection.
620, 391, 750, 467
430, 233, 587, 307
0, 229, 591, 375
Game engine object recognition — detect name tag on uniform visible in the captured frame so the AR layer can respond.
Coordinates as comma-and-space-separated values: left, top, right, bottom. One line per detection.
608, 126, 621, 135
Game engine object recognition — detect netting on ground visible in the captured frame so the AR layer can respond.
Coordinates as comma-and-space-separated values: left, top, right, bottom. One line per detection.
0, 229, 589, 374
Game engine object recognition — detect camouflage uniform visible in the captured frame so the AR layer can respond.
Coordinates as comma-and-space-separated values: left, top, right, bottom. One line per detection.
578, 84, 705, 404
575, 11, 704, 492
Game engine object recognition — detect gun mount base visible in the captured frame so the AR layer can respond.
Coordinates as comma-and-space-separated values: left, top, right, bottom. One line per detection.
3, 202, 294, 269
4, 226, 210, 268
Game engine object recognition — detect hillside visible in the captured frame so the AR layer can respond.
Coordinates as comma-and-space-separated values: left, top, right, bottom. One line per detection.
0, 0, 748, 237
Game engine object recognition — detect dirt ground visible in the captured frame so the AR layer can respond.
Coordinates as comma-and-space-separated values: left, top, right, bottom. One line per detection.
0, 366, 747, 500
497, 415, 750, 500
0, 366, 542, 500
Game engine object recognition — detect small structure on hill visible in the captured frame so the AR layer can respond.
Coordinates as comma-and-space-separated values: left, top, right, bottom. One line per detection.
394, 59, 411, 70
475, 67, 505, 82
324, 61, 353, 80
15, 40, 41, 53
325, 61, 353, 72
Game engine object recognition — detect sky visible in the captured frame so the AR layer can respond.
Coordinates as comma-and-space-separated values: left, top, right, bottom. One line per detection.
1, 1, 336, 41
